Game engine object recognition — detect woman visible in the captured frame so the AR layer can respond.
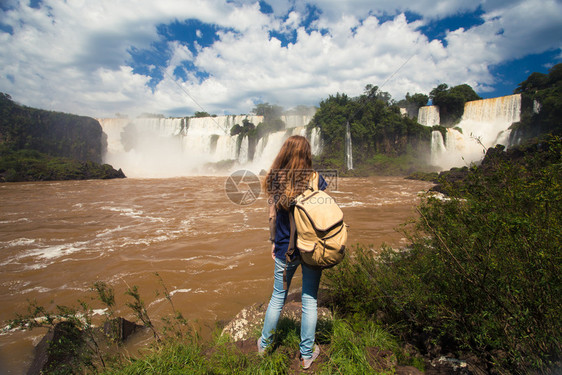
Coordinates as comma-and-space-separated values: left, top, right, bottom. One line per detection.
257, 135, 327, 369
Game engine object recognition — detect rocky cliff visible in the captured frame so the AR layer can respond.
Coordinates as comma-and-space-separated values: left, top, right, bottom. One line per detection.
0, 93, 124, 182
0, 93, 105, 163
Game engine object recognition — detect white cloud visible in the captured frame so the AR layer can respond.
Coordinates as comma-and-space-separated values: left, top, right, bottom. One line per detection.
166, 41, 194, 71
182, 11, 495, 111
481, 0, 562, 58
0, 0, 560, 117
267, 0, 479, 21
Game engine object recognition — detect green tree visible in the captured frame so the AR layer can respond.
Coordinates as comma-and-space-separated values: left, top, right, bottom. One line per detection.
515, 72, 549, 93
397, 92, 429, 117
311, 88, 431, 173
252, 103, 283, 121
230, 124, 242, 136
407, 93, 429, 108
430, 83, 481, 125
310, 93, 352, 165
512, 63, 562, 139
429, 83, 449, 99
194, 111, 210, 118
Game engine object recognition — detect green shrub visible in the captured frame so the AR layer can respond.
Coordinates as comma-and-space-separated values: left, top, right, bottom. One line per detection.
324, 136, 562, 372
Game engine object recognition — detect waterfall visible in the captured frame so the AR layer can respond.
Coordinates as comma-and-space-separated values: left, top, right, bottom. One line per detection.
251, 131, 287, 172
96, 118, 129, 154
212, 134, 239, 162
418, 105, 440, 126
345, 121, 353, 170
427, 94, 522, 170
187, 115, 262, 135
310, 127, 323, 155
133, 117, 184, 137
238, 135, 249, 164
430, 131, 446, 166
462, 94, 521, 124
98, 114, 322, 177
533, 100, 541, 114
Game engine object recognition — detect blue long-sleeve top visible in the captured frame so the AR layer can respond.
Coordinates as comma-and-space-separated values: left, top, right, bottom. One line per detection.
273, 174, 327, 260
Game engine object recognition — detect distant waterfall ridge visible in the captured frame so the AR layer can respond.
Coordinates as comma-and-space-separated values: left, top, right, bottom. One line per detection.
98, 114, 318, 177
423, 94, 522, 170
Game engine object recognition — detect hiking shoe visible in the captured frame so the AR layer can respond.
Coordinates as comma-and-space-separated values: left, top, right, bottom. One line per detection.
300, 345, 320, 369
257, 338, 266, 356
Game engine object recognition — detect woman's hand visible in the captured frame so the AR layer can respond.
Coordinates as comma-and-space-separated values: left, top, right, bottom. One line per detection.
271, 243, 276, 260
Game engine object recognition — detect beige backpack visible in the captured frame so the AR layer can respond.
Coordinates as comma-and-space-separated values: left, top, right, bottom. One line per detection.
287, 172, 348, 269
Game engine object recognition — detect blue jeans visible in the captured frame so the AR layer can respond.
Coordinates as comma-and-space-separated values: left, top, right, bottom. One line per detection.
259, 256, 322, 358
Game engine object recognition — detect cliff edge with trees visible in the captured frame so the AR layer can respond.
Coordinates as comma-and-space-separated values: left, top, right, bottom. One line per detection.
0, 93, 125, 182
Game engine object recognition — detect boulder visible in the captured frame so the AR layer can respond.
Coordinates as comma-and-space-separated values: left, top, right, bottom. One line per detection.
27, 321, 82, 375
27, 318, 142, 374
103, 317, 143, 342
221, 290, 333, 342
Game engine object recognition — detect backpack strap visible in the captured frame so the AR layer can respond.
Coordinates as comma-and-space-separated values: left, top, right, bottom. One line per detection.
286, 171, 317, 260
284, 171, 318, 289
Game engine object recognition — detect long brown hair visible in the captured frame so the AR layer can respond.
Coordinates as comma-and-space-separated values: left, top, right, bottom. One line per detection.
264, 135, 313, 210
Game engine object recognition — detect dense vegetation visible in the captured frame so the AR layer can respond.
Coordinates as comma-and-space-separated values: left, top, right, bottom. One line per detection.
0, 93, 104, 162
512, 63, 562, 140
395, 92, 429, 117
429, 83, 481, 125
324, 135, 562, 373
193, 111, 211, 118
0, 148, 125, 182
0, 93, 125, 182
310, 85, 433, 175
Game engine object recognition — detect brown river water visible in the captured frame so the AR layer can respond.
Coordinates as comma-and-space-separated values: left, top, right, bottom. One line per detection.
0, 176, 432, 373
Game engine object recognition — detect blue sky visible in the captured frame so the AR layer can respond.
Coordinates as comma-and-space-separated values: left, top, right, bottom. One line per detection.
0, 0, 560, 117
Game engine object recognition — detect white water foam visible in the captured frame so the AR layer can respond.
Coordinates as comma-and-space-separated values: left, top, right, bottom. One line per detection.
0, 218, 31, 224
20, 286, 52, 294
338, 201, 366, 208
100, 206, 167, 223
3, 238, 36, 247
169, 288, 192, 296
96, 225, 132, 238
28, 241, 91, 260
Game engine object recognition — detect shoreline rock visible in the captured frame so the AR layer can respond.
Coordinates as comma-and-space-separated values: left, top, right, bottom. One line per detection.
221, 290, 333, 342
27, 318, 142, 375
